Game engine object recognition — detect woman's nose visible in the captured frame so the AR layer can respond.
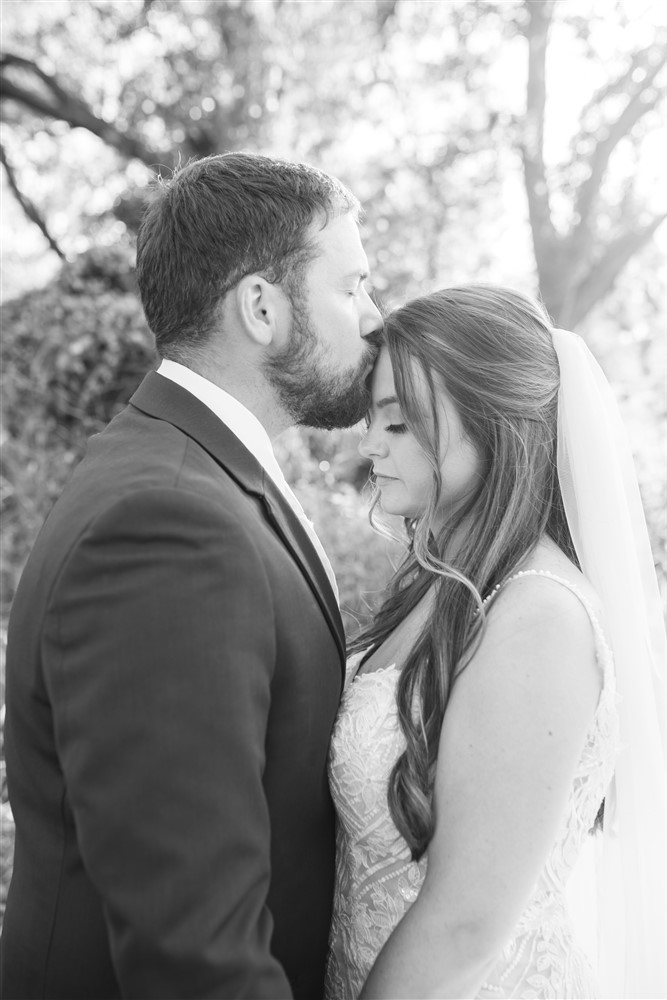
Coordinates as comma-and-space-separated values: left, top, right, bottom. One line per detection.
358, 427, 387, 460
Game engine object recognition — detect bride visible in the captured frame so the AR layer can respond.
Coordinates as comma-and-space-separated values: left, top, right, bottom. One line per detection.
325, 286, 666, 999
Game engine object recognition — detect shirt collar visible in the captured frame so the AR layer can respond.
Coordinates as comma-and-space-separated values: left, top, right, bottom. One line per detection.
156, 359, 282, 482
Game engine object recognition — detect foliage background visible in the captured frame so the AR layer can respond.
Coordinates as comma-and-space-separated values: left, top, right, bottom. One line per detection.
0, 0, 665, 924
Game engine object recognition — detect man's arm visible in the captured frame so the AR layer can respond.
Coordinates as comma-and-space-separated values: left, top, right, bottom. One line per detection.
44, 486, 292, 999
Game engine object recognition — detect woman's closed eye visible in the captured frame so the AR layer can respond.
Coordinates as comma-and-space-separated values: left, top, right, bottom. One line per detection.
385, 423, 408, 434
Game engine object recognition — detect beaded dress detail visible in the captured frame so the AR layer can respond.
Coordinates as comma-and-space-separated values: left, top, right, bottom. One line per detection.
325, 571, 620, 1000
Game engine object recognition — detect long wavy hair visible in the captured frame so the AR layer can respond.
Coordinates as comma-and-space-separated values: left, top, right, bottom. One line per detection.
350, 285, 578, 860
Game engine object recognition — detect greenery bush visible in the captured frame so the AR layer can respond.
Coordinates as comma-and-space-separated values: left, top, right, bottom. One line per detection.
1, 246, 156, 623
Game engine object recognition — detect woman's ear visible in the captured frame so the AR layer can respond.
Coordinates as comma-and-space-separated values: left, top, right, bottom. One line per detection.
233, 274, 289, 347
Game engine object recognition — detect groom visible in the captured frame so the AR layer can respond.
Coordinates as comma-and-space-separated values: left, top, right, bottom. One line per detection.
1, 153, 382, 999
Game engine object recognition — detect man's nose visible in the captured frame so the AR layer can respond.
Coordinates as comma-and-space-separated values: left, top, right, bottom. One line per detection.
360, 289, 383, 338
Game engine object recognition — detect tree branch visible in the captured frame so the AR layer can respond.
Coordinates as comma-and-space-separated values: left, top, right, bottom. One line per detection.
567, 213, 667, 327
520, 0, 558, 278
0, 52, 162, 167
0, 142, 65, 259
573, 44, 666, 234
376, 0, 399, 32
574, 42, 665, 140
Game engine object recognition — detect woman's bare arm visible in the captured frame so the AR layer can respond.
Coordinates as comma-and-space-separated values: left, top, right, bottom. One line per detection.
361, 575, 602, 999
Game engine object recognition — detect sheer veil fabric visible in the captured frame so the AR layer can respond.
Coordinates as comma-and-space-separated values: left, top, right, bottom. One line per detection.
553, 329, 666, 999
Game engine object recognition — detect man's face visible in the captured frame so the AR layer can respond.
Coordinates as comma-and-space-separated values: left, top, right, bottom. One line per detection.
263, 213, 383, 430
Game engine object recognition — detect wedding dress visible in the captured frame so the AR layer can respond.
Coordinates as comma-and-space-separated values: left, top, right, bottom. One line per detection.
325, 570, 620, 1000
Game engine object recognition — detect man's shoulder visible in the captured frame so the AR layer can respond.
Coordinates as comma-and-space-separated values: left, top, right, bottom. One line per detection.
79, 399, 250, 495
28, 408, 258, 572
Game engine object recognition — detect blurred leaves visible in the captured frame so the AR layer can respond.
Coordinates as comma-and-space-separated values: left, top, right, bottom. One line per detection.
2, 0, 664, 320
0, 0, 665, 612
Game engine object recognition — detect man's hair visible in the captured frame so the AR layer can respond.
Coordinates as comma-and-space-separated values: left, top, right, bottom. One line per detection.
135, 152, 360, 359
350, 285, 577, 860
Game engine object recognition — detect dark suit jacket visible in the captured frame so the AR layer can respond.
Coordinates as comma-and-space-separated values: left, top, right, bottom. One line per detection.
1, 372, 345, 999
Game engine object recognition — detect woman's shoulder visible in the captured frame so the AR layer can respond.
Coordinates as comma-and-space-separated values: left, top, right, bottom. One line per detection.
449, 540, 604, 762
488, 538, 602, 624
477, 539, 604, 683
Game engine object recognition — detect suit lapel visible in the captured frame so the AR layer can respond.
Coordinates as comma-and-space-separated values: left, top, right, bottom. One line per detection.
129, 372, 346, 667
259, 482, 345, 660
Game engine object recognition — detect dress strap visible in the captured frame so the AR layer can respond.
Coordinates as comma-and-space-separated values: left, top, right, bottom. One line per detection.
484, 569, 614, 687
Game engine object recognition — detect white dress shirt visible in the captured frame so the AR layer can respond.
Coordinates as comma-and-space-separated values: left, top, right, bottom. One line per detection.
156, 359, 339, 600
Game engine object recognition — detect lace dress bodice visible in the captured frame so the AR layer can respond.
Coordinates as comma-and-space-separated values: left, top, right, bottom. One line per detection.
325, 571, 620, 1000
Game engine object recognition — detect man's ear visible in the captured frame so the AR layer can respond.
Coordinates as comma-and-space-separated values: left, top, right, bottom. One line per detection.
233, 275, 289, 347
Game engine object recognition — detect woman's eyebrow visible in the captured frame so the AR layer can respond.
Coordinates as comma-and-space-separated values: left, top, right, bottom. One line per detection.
374, 395, 400, 409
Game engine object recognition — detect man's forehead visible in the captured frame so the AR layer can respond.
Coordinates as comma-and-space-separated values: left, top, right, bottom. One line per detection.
313, 212, 368, 263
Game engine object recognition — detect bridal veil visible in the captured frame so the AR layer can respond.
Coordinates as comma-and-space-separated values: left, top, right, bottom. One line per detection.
553, 328, 666, 999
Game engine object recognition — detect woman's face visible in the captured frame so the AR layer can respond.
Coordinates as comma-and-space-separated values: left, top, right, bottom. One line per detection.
359, 347, 482, 522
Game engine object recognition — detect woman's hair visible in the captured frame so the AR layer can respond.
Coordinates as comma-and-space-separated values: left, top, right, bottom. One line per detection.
350, 284, 578, 860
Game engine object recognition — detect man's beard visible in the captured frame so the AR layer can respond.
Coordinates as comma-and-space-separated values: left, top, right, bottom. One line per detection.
263, 291, 379, 431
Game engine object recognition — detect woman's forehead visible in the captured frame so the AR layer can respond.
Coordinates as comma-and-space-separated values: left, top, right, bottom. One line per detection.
373, 347, 439, 408
371, 349, 396, 397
